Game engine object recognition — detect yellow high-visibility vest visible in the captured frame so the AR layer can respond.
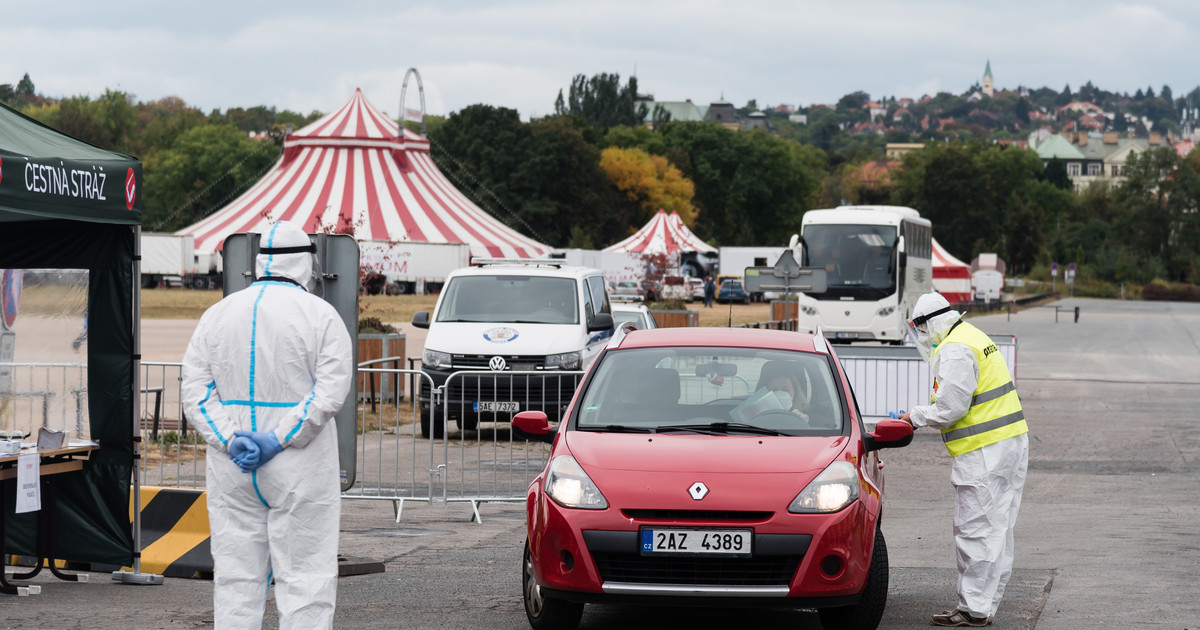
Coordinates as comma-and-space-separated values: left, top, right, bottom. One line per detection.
931, 322, 1028, 456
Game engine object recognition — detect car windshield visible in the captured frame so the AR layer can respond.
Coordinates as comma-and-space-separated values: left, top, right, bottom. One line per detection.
436, 275, 578, 324
575, 347, 844, 435
802, 224, 897, 300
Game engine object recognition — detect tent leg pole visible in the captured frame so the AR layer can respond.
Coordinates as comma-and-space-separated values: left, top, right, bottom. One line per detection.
113, 225, 163, 586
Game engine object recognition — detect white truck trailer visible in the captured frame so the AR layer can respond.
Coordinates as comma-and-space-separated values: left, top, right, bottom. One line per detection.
718, 246, 788, 302
140, 233, 196, 288
359, 240, 471, 295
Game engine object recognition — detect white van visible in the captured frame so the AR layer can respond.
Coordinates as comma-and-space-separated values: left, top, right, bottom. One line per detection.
411, 260, 614, 437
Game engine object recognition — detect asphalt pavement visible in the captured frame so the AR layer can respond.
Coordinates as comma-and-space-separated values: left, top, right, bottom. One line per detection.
3, 297, 1198, 629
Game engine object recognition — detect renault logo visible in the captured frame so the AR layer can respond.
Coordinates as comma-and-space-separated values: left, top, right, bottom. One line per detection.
688, 482, 709, 500
488, 356, 507, 371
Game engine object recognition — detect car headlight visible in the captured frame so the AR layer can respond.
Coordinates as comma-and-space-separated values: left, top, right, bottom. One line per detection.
788, 461, 860, 513
546, 351, 581, 370
422, 349, 451, 369
545, 455, 608, 509
877, 306, 895, 317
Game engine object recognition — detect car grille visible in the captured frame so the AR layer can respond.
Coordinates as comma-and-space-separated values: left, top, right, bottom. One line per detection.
591, 552, 800, 586
451, 354, 546, 370
622, 510, 773, 522
420, 372, 583, 407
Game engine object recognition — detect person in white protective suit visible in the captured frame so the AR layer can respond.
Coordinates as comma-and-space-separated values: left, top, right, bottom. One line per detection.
894, 292, 1029, 627
181, 221, 352, 630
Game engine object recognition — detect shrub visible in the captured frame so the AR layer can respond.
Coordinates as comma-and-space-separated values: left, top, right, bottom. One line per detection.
359, 317, 399, 334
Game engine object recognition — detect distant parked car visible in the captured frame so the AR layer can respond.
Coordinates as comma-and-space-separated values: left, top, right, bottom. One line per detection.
686, 277, 704, 302
611, 302, 657, 331
659, 276, 690, 302
610, 281, 641, 301
718, 278, 751, 304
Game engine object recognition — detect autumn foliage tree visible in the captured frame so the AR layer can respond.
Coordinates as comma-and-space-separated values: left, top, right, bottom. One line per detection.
599, 146, 697, 233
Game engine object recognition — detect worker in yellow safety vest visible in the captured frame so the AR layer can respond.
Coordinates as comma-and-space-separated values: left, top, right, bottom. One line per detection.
895, 292, 1029, 628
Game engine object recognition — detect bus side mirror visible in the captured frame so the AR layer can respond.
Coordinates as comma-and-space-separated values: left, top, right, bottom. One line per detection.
897, 252, 907, 268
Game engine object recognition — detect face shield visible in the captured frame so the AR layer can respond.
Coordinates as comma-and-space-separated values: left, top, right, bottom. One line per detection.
906, 296, 957, 363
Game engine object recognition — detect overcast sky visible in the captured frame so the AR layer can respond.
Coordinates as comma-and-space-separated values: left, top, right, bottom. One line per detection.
4, 1, 1198, 122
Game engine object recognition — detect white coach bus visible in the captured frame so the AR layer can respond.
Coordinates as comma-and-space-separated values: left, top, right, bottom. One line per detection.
794, 205, 932, 344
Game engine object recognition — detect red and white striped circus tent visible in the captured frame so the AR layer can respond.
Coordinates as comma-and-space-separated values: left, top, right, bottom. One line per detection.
932, 237, 972, 304
178, 88, 550, 259
602, 209, 715, 255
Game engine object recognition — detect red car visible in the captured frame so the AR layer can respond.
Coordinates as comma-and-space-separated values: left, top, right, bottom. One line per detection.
515, 327, 913, 630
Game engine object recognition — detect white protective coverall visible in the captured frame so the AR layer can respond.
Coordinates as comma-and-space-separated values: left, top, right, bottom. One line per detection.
905, 292, 1029, 620
181, 221, 352, 629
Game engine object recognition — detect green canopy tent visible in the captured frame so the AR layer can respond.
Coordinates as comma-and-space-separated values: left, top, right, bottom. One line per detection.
0, 101, 141, 569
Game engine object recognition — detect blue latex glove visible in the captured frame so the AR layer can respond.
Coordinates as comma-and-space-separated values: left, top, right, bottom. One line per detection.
233, 430, 283, 468
887, 410, 907, 419
229, 436, 261, 472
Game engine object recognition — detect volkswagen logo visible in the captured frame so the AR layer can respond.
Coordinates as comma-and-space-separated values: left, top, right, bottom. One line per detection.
488, 356, 507, 371
688, 482, 709, 500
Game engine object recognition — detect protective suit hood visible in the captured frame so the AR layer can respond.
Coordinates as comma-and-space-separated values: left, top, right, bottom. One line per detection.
255, 221, 315, 289
909, 292, 961, 362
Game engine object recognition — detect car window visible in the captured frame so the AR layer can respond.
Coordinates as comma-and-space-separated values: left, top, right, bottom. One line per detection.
436, 275, 578, 324
576, 347, 843, 434
586, 275, 610, 319
612, 309, 652, 330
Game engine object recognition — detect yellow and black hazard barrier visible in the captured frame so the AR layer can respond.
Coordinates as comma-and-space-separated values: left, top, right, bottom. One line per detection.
122, 486, 213, 579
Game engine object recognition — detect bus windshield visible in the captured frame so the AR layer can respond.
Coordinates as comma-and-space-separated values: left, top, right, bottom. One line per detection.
802, 224, 897, 300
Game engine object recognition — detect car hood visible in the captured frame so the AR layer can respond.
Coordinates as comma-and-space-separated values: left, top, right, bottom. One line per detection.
562, 432, 851, 509
424, 322, 606, 355
565, 431, 847, 474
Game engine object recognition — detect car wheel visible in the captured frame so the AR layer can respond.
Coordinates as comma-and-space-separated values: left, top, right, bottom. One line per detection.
419, 409, 445, 439
817, 528, 888, 630
456, 414, 479, 432
523, 539, 584, 630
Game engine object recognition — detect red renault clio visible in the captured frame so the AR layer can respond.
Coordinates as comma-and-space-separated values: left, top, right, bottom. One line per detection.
516, 326, 913, 630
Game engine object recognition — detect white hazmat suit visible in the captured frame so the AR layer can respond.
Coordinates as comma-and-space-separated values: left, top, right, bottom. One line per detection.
904, 292, 1029, 622
181, 221, 352, 629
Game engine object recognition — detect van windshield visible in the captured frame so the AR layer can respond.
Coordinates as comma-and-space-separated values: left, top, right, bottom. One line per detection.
436, 275, 579, 324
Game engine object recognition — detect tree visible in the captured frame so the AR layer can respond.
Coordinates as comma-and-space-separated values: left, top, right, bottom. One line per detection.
141, 123, 281, 230
1161, 84, 1174, 105
555, 73, 643, 131
657, 122, 824, 247
15, 73, 34, 97
1014, 98, 1031, 124
599, 146, 696, 229
1040, 157, 1072, 190
0, 84, 14, 103
1055, 84, 1073, 106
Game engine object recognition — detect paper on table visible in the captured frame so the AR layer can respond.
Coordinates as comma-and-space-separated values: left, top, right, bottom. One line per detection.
15, 453, 41, 513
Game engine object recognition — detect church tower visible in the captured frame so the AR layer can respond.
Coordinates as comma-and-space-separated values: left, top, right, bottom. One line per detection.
982, 60, 994, 97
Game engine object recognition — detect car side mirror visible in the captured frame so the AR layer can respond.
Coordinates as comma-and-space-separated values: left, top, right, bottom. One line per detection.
412, 310, 430, 329
864, 419, 914, 452
588, 312, 614, 332
513, 411, 555, 444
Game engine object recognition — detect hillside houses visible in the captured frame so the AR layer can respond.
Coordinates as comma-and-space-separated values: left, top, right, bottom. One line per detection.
1031, 130, 1188, 191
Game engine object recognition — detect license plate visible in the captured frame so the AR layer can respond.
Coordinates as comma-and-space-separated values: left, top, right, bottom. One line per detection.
475, 401, 519, 412
640, 527, 752, 556
835, 332, 860, 339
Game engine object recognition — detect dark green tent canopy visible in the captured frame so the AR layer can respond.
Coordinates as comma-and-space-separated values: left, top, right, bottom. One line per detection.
0, 102, 140, 565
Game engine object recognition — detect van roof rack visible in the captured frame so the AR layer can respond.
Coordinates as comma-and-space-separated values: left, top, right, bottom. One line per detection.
471, 258, 565, 268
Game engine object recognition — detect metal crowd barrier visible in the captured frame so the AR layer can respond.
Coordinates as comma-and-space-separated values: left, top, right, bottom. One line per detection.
21, 339, 1019, 523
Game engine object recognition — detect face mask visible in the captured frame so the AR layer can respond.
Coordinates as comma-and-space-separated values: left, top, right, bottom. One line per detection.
772, 390, 793, 409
